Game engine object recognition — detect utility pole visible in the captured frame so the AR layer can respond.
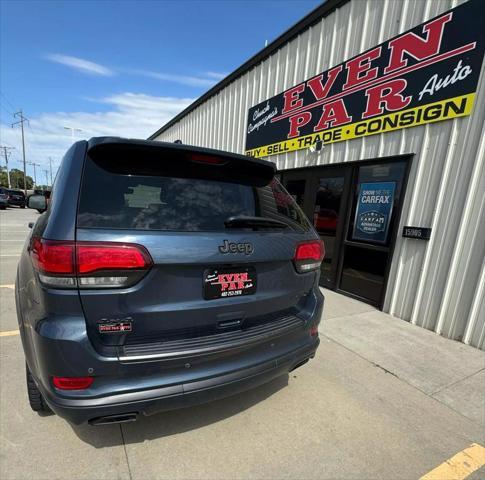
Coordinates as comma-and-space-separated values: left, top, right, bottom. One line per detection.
27, 161, 40, 187
43, 169, 49, 189
12, 110, 29, 195
0, 146, 14, 188
48, 157, 54, 185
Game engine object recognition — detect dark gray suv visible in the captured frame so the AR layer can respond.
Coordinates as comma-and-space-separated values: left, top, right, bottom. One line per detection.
16, 137, 324, 425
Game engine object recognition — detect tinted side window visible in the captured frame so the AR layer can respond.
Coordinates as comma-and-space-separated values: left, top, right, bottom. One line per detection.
258, 180, 311, 232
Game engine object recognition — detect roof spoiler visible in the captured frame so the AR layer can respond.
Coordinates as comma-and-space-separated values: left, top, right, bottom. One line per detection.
87, 137, 275, 187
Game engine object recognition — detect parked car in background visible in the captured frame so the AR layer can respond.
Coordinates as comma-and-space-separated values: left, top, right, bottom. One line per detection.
0, 191, 8, 209
5, 189, 26, 208
17, 137, 324, 425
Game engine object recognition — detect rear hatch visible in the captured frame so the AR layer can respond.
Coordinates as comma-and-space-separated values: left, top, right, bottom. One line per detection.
75, 140, 322, 355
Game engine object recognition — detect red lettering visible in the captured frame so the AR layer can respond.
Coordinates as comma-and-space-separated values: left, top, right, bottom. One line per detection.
288, 111, 312, 138
343, 46, 381, 90
220, 282, 229, 291
307, 65, 343, 100
237, 282, 244, 289
362, 79, 411, 118
314, 99, 352, 132
282, 84, 305, 114
385, 13, 452, 74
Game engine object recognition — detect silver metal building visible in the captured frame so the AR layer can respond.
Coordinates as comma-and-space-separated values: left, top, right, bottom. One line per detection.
150, 0, 485, 349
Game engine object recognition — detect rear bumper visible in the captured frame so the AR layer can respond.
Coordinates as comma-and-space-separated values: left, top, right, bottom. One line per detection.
19, 283, 324, 425
42, 338, 319, 425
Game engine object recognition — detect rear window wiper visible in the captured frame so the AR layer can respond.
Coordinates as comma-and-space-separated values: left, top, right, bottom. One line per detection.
224, 216, 288, 230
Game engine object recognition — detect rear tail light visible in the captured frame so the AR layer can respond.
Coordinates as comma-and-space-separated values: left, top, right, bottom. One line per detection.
293, 240, 325, 273
30, 238, 152, 289
53, 376, 94, 390
77, 243, 152, 274
310, 325, 319, 337
31, 238, 77, 287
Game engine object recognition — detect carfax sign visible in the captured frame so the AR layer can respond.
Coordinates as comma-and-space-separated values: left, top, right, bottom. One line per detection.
245, 0, 485, 158
353, 182, 395, 244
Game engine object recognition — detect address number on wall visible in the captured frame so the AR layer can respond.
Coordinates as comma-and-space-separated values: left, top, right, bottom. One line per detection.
402, 226, 432, 240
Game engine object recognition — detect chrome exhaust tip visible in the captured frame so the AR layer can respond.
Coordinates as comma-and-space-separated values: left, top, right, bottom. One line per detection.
89, 412, 138, 425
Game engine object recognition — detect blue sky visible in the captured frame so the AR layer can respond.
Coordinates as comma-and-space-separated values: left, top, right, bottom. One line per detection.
0, 0, 321, 176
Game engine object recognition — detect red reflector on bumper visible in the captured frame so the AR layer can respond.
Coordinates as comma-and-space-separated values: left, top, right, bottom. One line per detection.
53, 376, 94, 390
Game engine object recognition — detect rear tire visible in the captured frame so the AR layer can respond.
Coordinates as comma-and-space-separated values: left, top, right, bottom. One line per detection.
21, 205, 25, 209
26, 365, 51, 413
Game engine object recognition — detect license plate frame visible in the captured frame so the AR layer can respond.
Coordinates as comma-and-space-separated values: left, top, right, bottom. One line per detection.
203, 266, 257, 300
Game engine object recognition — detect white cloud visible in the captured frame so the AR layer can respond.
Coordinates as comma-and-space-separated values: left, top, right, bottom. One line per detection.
45, 54, 115, 76
127, 69, 217, 88
44, 54, 225, 88
0, 93, 193, 178
204, 71, 228, 80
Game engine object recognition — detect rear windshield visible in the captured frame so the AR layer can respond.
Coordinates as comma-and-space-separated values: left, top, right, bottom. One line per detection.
77, 155, 310, 232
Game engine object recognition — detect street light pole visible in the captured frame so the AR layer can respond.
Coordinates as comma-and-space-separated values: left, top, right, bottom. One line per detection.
63, 126, 82, 141
48, 157, 53, 185
12, 110, 29, 195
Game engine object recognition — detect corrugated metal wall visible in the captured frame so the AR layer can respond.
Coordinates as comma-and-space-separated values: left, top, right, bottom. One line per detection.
154, 0, 485, 349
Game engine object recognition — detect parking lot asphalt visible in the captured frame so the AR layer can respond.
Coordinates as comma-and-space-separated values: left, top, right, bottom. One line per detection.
0, 207, 484, 480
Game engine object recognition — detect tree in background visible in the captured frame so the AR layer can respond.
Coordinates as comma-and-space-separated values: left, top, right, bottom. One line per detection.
0, 168, 34, 189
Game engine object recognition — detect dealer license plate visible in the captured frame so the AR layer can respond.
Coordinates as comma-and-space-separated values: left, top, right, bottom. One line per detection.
203, 267, 257, 300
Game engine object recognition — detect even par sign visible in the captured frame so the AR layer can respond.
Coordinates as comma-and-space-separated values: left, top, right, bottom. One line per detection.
245, 0, 484, 158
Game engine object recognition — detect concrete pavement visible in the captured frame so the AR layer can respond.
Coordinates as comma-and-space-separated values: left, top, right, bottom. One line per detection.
0, 207, 484, 480
322, 289, 485, 426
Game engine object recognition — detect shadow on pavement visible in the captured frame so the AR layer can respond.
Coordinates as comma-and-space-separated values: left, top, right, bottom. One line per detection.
71, 374, 289, 447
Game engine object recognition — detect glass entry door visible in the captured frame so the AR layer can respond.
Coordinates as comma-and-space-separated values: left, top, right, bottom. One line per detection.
283, 167, 351, 289
338, 160, 407, 305
312, 170, 351, 288
281, 156, 410, 308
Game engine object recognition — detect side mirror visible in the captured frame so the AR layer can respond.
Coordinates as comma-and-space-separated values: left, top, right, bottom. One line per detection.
27, 194, 47, 212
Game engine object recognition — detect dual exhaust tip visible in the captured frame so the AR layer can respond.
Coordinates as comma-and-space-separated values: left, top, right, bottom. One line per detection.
89, 412, 138, 426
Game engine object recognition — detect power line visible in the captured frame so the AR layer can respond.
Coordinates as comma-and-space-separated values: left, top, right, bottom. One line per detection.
0, 92, 17, 112
0, 102, 13, 118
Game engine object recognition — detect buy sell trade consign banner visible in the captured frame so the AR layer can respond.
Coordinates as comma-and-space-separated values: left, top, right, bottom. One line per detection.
245, 0, 485, 158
